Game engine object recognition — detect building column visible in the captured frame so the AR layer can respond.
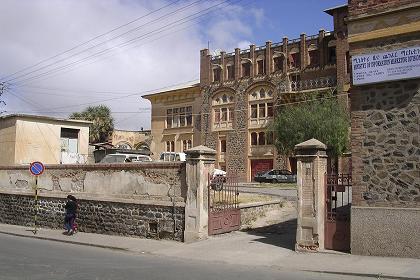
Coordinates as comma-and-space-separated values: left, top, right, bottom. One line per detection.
265, 40, 272, 75
200, 49, 210, 86
295, 139, 327, 251
234, 48, 241, 80
250, 44, 256, 77
299, 33, 307, 70
282, 37, 288, 74
184, 145, 216, 242
220, 51, 226, 83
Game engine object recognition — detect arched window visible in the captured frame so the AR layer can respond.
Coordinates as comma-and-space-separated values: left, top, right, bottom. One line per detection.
187, 140, 192, 150
258, 132, 265, 145
226, 64, 234, 80
242, 62, 251, 77
257, 59, 265, 75
251, 132, 258, 145
249, 86, 275, 125
213, 92, 235, 130
273, 55, 283, 72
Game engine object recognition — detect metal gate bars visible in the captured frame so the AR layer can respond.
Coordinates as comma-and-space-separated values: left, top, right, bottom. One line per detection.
208, 174, 240, 235
325, 173, 352, 252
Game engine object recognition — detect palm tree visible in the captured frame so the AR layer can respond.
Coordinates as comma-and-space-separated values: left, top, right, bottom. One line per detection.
70, 105, 114, 144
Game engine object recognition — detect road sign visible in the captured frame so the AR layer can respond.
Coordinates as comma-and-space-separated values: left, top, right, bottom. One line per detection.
29, 161, 45, 176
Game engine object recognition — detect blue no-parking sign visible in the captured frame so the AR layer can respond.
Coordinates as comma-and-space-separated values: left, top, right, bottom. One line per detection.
29, 161, 45, 176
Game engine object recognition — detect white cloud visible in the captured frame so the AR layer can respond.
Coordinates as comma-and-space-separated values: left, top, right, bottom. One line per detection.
237, 40, 252, 50
0, 0, 258, 130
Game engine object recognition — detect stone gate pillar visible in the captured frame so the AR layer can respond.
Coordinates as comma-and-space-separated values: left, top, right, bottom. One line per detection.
184, 145, 216, 243
294, 139, 327, 251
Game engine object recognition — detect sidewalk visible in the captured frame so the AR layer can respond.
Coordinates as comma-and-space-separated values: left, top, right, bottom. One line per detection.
1, 223, 419, 279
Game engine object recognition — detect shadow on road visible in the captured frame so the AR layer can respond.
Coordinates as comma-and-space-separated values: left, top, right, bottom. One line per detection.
242, 218, 297, 250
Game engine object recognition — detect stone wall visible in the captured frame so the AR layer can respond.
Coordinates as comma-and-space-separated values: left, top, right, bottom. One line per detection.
240, 200, 284, 229
0, 163, 186, 200
0, 192, 184, 241
348, 0, 416, 18
348, 0, 420, 257
0, 162, 186, 241
351, 79, 419, 208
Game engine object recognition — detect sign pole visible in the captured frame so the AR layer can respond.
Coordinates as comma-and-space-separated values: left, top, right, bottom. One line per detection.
34, 176, 38, 235
29, 161, 44, 235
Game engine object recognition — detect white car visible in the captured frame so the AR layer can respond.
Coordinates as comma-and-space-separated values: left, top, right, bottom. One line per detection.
100, 154, 152, 163
159, 152, 186, 162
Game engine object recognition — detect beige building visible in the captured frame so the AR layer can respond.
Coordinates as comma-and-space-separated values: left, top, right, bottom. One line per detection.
0, 114, 91, 165
111, 129, 152, 150
142, 83, 201, 160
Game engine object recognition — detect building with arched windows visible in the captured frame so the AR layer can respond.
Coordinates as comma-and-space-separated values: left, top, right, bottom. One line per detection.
199, 5, 349, 181
143, 4, 349, 181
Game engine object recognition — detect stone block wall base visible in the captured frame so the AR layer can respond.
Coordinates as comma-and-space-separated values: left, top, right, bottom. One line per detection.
351, 206, 420, 258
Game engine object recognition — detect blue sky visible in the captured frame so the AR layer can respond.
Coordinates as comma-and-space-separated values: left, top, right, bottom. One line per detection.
1, 0, 347, 130
250, 0, 346, 43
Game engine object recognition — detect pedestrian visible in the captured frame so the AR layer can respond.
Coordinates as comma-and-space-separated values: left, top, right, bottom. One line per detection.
64, 195, 77, 235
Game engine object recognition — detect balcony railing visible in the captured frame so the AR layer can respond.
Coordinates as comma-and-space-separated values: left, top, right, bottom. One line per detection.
214, 121, 232, 130
279, 76, 337, 92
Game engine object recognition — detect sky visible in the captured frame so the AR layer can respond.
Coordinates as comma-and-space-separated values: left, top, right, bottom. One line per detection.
0, 0, 346, 130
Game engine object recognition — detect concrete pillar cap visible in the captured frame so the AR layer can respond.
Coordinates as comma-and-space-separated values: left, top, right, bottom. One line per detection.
294, 138, 327, 150
185, 145, 216, 156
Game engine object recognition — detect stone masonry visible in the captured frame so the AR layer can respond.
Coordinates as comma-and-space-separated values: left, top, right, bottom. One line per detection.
352, 81, 420, 207
348, 0, 420, 258
0, 192, 184, 241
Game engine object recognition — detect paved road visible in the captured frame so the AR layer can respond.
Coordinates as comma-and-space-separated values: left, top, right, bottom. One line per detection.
238, 185, 297, 198
0, 233, 370, 280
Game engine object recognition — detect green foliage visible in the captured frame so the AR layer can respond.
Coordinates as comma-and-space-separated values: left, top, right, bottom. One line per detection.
271, 93, 350, 156
70, 105, 114, 144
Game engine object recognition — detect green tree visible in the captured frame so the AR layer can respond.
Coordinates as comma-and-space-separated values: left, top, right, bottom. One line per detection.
70, 105, 114, 144
271, 93, 350, 157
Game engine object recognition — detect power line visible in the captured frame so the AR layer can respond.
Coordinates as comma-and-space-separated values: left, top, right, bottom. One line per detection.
5, 91, 349, 119
0, 0, 181, 81
6, 0, 205, 84
12, 0, 250, 88
18, 78, 199, 112
11, 0, 235, 86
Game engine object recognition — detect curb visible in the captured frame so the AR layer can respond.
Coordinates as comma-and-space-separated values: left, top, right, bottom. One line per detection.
303, 270, 420, 280
0, 230, 129, 252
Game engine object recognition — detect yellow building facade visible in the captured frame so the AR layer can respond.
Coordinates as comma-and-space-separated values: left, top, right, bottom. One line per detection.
142, 83, 201, 160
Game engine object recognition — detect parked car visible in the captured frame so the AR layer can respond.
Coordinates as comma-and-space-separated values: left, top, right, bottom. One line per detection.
254, 169, 297, 183
100, 154, 152, 163
159, 152, 186, 162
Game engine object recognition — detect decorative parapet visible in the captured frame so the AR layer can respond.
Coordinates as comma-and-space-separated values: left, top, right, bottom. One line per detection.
280, 76, 337, 92
210, 32, 329, 60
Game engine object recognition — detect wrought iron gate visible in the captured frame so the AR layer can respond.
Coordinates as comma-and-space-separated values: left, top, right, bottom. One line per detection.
325, 174, 352, 252
208, 174, 240, 235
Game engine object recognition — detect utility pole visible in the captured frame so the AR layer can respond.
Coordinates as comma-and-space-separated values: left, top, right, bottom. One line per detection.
0, 82, 7, 114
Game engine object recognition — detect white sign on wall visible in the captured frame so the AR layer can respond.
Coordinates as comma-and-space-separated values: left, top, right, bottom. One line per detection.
352, 46, 420, 85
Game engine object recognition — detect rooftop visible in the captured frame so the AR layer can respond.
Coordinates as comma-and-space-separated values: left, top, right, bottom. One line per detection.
324, 4, 348, 16
142, 81, 200, 99
0, 113, 93, 125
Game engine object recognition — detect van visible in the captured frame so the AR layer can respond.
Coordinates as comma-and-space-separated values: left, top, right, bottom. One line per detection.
100, 154, 152, 163
159, 152, 186, 162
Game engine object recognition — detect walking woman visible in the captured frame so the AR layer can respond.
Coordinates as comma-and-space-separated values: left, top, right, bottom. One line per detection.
64, 195, 77, 235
